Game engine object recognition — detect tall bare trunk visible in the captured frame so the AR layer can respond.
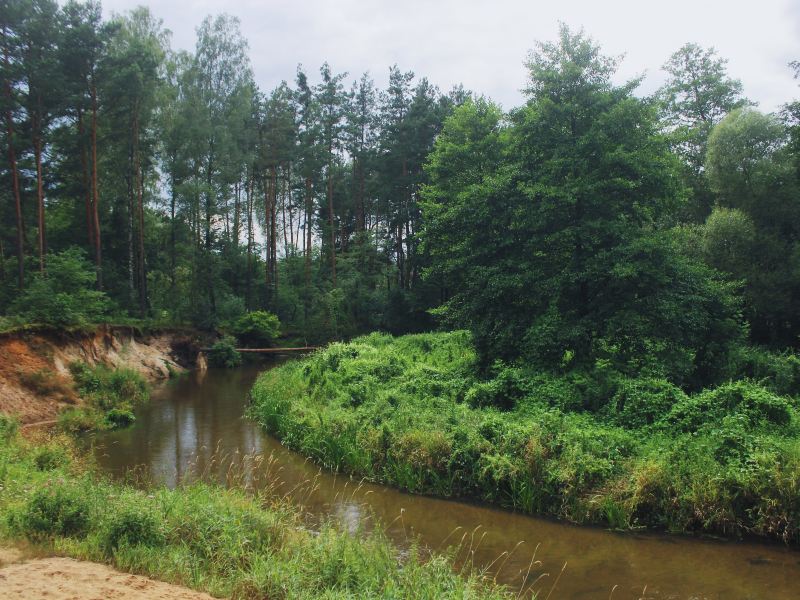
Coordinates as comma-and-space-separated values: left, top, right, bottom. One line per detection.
3, 29, 24, 290
78, 109, 93, 249
271, 165, 278, 297
245, 172, 253, 309
304, 176, 312, 288
169, 152, 177, 293
264, 173, 272, 303
327, 156, 336, 287
134, 110, 147, 316
34, 133, 46, 272
90, 81, 102, 289
281, 167, 288, 258
232, 180, 241, 248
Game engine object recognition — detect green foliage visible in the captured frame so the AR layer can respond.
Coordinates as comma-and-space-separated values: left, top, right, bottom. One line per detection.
664, 380, 796, 433
733, 346, 800, 396
251, 332, 800, 543
0, 430, 512, 599
59, 363, 148, 433
0, 414, 19, 441
33, 444, 70, 471
102, 509, 164, 555
208, 335, 242, 368
16, 485, 90, 540
70, 362, 148, 410
421, 26, 743, 386
7, 249, 112, 327
231, 311, 280, 347
609, 378, 687, 428
105, 408, 136, 429
704, 108, 800, 345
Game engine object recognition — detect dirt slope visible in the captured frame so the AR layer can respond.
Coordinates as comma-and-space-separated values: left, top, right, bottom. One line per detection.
0, 326, 198, 424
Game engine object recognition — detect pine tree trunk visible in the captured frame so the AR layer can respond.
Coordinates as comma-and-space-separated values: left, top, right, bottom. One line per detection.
205, 145, 216, 316
169, 152, 177, 294
264, 172, 272, 304
327, 156, 336, 287
134, 111, 148, 316
78, 109, 94, 249
3, 30, 24, 290
245, 172, 253, 310
271, 165, 278, 297
90, 81, 102, 289
304, 175, 312, 287
34, 133, 46, 273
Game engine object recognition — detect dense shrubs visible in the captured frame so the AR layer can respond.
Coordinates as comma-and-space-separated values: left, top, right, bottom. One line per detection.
59, 363, 148, 433
733, 345, 800, 396
17, 485, 90, 539
7, 248, 112, 327
609, 378, 687, 428
231, 311, 280, 347
102, 509, 164, 555
208, 335, 242, 368
0, 431, 512, 599
250, 331, 800, 543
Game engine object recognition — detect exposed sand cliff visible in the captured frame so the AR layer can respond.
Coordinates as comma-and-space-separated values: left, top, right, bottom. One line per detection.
0, 326, 199, 424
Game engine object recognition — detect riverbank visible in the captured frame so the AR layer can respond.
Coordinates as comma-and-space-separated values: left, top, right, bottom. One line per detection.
249, 331, 800, 545
0, 553, 216, 600
0, 418, 515, 599
0, 325, 198, 425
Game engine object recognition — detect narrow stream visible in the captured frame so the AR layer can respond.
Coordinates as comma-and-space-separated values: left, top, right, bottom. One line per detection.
88, 365, 800, 599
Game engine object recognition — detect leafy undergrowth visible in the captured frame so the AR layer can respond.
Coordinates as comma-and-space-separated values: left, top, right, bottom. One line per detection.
0, 415, 514, 599
250, 331, 800, 544
58, 363, 148, 433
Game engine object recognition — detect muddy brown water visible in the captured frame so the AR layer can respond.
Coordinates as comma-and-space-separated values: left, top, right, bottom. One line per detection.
88, 365, 800, 599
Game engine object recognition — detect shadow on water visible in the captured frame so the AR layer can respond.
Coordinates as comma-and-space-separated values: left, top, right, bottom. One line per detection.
88, 364, 800, 599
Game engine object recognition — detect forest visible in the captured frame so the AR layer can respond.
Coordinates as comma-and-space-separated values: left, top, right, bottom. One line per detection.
2, 0, 800, 597
1, 1, 799, 358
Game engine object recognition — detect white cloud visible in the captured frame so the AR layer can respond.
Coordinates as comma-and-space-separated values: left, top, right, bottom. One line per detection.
99, 0, 800, 112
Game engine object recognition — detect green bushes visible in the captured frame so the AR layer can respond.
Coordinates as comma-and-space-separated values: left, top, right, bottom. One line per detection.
7, 248, 112, 327
17, 485, 90, 540
250, 331, 800, 544
231, 310, 280, 347
207, 335, 242, 368
0, 429, 513, 599
102, 509, 164, 555
60, 363, 149, 433
664, 381, 797, 433
0, 414, 18, 441
609, 378, 687, 428
732, 345, 800, 396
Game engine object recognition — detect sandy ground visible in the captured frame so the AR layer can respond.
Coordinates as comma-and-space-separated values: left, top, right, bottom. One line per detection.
0, 552, 217, 600
0, 327, 188, 424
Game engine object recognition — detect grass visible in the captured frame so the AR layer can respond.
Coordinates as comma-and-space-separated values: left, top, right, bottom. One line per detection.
0, 415, 517, 599
249, 331, 800, 545
58, 363, 148, 433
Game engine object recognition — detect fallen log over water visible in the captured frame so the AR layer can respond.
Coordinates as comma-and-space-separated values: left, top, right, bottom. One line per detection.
199, 346, 318, 353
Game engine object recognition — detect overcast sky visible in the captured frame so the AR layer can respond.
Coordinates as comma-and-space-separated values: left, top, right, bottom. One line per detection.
99, 0, 800, 113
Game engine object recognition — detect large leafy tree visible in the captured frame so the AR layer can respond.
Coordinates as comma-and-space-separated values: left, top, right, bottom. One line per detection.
658, 43, 750, 221
705, 108, 800, 344
423, 26, 742, 385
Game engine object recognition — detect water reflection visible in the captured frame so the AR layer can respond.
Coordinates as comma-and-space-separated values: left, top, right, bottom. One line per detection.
90, 365, 800, 599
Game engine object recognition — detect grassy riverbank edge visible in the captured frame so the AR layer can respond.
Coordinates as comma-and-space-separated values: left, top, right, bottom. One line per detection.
249, 331, 800, 545
0, 419, 515, 599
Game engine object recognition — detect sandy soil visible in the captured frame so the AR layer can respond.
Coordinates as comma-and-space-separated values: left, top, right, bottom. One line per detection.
0, 554, 217, 600
0, 327, 191, 424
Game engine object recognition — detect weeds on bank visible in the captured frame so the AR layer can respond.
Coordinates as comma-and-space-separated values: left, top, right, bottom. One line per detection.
58, 363, 148, 433
250, 331, 800, 544
0, 414, 517, 599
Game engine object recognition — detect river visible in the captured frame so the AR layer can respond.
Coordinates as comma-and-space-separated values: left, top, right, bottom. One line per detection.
88, 364, 800, 599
